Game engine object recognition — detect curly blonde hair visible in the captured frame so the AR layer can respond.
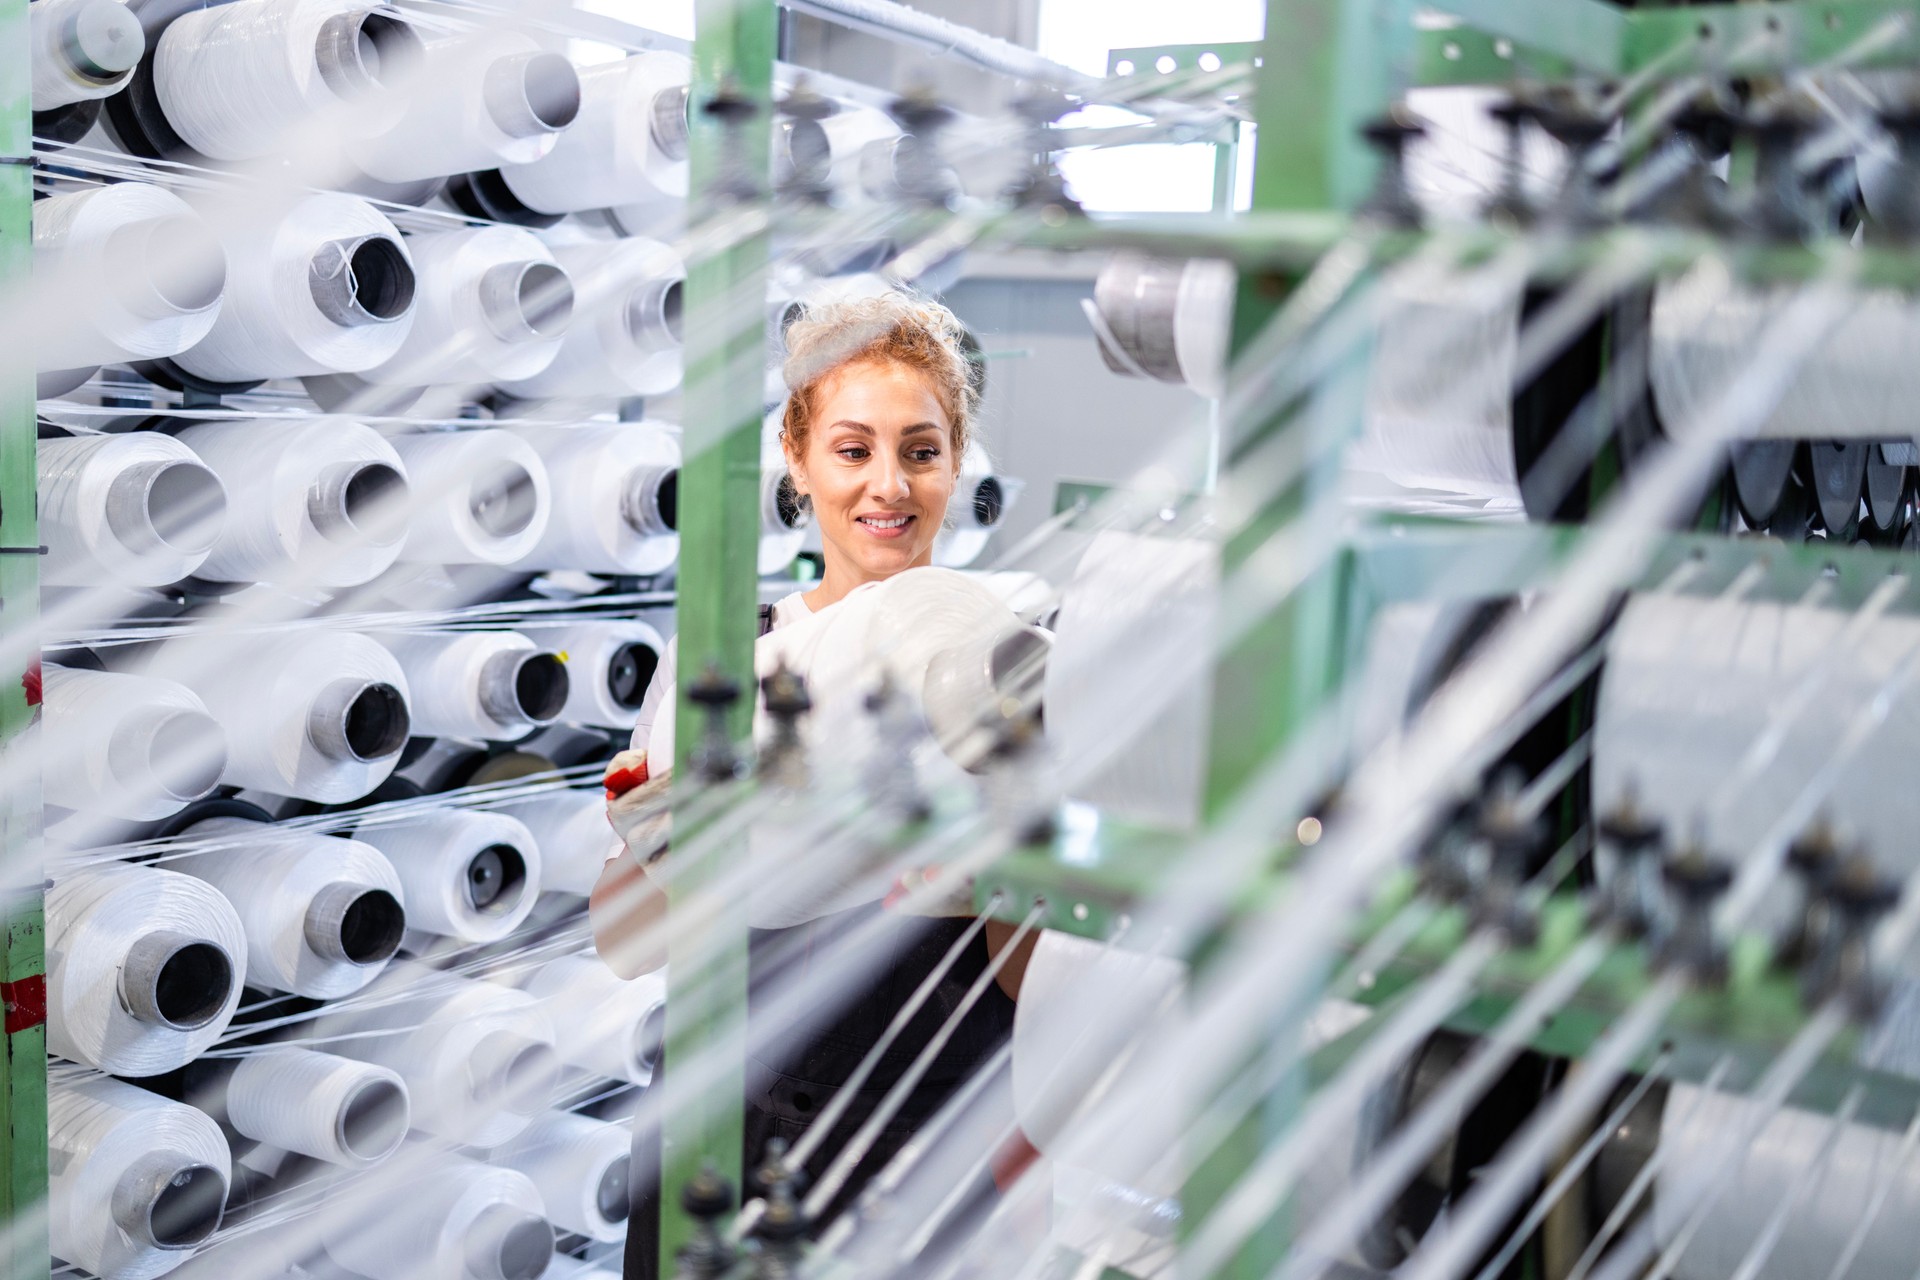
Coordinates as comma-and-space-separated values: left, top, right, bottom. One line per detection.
780, 289, 977, 461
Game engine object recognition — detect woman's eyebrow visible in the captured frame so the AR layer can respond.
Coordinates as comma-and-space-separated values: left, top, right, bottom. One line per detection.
828, 421, 874, 434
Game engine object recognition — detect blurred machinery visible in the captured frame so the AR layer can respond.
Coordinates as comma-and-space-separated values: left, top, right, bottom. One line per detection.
12, 1, 1920, 1280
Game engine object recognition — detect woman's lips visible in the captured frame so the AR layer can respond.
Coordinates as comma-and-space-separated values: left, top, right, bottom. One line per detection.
856, 514, 915, 540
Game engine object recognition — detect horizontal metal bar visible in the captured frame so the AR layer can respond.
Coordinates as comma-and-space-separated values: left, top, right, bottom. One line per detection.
1622, 0, 1920, 82
782, 0, 1097, 90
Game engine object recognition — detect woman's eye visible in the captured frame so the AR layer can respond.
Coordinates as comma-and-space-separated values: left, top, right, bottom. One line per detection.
909, 448, 940, 463
838, 447, 869, 461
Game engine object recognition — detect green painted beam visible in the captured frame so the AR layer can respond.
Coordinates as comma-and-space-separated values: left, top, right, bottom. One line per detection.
661, 0, 777, 1266
0, 0, 46, 1273
1431, 0, 1627, 78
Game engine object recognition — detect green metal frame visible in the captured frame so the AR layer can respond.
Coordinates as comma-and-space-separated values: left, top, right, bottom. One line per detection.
660, 0, 778, 1265
0, 0, 46, 1273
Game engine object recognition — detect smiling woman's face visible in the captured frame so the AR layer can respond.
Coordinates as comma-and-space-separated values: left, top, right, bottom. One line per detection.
788, 358, 958, 591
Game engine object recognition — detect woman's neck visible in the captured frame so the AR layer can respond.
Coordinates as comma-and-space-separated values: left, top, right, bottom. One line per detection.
802, 549, 933, 612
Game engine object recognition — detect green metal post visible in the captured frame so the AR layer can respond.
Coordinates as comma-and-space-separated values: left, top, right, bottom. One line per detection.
0, 0, 47, 1275
659, 0, 777, 1266
1183, 2, 1407, 1273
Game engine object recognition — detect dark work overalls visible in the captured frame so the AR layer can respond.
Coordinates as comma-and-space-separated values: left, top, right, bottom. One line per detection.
622, 607, 1017, 1279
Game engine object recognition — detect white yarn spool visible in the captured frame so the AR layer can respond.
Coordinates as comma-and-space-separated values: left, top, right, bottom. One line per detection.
515, 954, 666, 1086
495, 51, 689, 215
1012, 931, 1187, 1179
495, 238, 683, 402
1655, 1081, 1920, 1280
375, 630, 570, 741
41, 665, 226, 820
323, 1151, 552, 1280
46, 861, 245, 1074
514, 620, 666, 731
318, 961, 559, 1146
490, 788, 613, 897
32, 184, 225, 373
932, 444, 1022, 569
1089, 254, 1234, 400
170, 192, 417, 384
760, 464, 810, 576
338, 226, 574, 392
40, 433, 225, 588
1594, 594, 1920, 908
495, 1111, 630, 1243
224, 1047, 409, 1167
49, 1076, 229, 1280
349, 28, 579, 183
152, 0, 418, 161
141, 630, 412, 803
352, 807, 541, 942
387, 430, 551, 565
174, 417, 407, 588
1043, 531, 1219, 831
820, 102, 902, 202
1351, 267, 1525, 502
171, 816, 405, 998
1651, 266, 1920, 441
30, 0, 143, 110
505, 423, 679, 575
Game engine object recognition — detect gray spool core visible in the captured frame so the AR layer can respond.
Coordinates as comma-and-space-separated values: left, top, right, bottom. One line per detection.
314, 8, 422, 97
620, 465, 677, 537
119, 931, 233, 1030
971, 475, 1006, 528
308, 460, 407, 546
632, 1003, 666, 1078
110, 707, 225, 805
468, 463, 538, 539
780, 117, 831, 187
479, 260, 574, 343
62, 0, 143, 80
336, 1074, 408, 1163
466, 1205, 553, 1280
596, 1153, 633, 1224
465, 842, 528, 914
606, 641, 659, 712
112, 1152, 225, 1251
770, 470, 811, 531
479, 649, 570, 725
106, 459, 224, 558
310, 677, 411, 762
650, 84, 691, 161
107, 216, 225, 318
304, 883, 404, 966
624, 277, 683, 348
309, 235, 415, 328
471, 1030, 557, 1109
484, 51, 581, 137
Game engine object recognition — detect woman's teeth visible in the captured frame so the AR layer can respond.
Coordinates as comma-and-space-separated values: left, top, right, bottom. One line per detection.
859, 515, 911, 529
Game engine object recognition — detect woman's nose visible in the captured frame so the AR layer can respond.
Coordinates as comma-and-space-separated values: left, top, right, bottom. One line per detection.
872, 458, 909, 499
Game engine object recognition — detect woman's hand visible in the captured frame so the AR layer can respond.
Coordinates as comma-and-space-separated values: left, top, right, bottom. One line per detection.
592, 749, 670, 978
605, 749, 669, 861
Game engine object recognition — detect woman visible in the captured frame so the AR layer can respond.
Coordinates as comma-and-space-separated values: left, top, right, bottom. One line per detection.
591, 290, 1036, 1266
